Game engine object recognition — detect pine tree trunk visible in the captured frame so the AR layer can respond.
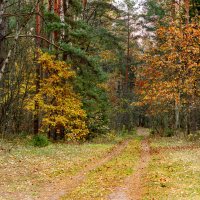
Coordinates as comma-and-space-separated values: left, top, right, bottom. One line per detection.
34, 2, 41, 135
186, 107, 191, 135
54, 0, 61, 43
125, 11, 130, 91
60, 0, 65, 39
171, 0, 176, 21
63, 0, 69, 61
175, 94, 180, 130
82, 0, 87, 19
0, 0, 6, 77
175, 104, 180, 129
185, 0, 190, 24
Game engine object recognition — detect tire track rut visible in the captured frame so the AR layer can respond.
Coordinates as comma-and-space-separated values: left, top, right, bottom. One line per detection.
36, 140, 130, 200
108, 128, 150, 200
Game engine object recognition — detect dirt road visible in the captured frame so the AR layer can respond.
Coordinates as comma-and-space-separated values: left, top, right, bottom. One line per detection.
108, 128, 150, 200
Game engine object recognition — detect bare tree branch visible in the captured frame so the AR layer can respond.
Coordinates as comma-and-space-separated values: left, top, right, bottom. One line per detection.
5, 34, 64, 51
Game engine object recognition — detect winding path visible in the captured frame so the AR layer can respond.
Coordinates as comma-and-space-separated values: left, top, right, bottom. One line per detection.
36, 140, 130, 200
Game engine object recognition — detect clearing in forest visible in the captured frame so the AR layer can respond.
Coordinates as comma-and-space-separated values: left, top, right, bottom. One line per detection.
0, 133, 138, 200
1, 129, 200, 200
63, 129, 200, 200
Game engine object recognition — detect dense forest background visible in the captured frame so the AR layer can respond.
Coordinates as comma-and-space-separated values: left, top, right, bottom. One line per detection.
0, 0, 200, 141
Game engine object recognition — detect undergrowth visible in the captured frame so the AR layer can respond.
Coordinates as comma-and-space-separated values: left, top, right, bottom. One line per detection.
31, 134, 49, 147
90, 129, 137, 144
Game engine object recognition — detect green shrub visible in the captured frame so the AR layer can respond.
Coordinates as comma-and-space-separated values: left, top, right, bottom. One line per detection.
120, 125, 134, 136
150, 129, 156, 135
18, 131, 29, 139
164, 128, 174, 137
91, 131, 118, 144
187, 132, 200, 141
31, 134, 49, 147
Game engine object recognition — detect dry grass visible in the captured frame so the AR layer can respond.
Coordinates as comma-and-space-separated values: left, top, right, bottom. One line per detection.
143, 137, 200, 200
0, 139, 115, 200
62, 138, 141, 200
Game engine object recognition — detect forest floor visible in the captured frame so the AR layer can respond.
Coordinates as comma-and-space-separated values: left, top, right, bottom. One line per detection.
0, 129, 200, 200
143, 136, 200, 199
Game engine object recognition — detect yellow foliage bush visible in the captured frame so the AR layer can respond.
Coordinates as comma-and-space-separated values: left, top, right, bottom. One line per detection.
26, 51, 89, 140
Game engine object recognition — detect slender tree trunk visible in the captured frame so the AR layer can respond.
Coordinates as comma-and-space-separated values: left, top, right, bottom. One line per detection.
63, 0, 69, 61
186, 107, 191, 135
0, 0, 8, 81
185, 0, 190, 24
82, 0, 87, 19
48, 0, 54, 49
175, 93, 180, 130
175, 105, 180, 129
34, 2, 41, 135
171, 0, 176, 21
125, 11, 130, 92
82, 0, 87, 9
54, 0, 61, 43
0, 1, 35, 81
60, 0, 65, 40
0, 0, 6, 71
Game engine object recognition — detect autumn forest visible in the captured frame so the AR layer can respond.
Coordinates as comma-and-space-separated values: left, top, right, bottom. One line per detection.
0, 0, 200, 199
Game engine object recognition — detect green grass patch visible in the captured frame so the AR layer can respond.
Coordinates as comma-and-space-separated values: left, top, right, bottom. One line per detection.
143, 138, 200, 200
62, 138, 141, 200
0, 139, 115, 199
90, 129, 137, 144
150, 136, 197, 148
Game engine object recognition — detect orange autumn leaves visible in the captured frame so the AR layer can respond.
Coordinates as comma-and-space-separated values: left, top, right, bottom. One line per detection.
135, 23, 200, 114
